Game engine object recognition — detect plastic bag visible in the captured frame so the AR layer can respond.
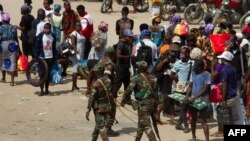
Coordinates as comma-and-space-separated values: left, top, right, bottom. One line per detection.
173, 21, 189, 36
50, 64, 62, 84
209, 84, 222, 103
17, 55, 29, 71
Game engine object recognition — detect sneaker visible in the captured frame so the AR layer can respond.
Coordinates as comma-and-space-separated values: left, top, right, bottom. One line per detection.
175, 124, 183, 130
184, 126, 190, 133
107, 129, 120, 137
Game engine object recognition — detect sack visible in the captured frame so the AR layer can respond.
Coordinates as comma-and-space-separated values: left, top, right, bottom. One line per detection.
173, 21, 189, 36
28, 28, 36, 45
176, 82, 189, 93
136, 41, 153, 66
209, 84, 222, 103
50, 64, 62, 84
17, 55, 29, 71
60, 40, 75, 57
210, 33, 231, 54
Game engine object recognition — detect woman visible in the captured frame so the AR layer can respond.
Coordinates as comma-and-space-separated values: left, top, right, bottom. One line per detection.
36, 22, 57, 96
51, 4, 62, 43
0, 13, 19, 86
43, 0, 54, 21
88, 21, 108, 61
70, 21, 85, 91
149, 16, 165, 48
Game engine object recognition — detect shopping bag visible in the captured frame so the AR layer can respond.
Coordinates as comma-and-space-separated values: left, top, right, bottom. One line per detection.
17, 55, 29, 71
210, 33, 231, 54
50, 64, 62, 84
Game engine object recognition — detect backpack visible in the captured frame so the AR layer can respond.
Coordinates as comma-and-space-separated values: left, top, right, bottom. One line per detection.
119, 19, 132, 35
136, 41, 153, 66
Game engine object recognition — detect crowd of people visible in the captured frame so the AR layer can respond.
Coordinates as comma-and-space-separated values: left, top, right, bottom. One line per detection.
1, 0, 250, 141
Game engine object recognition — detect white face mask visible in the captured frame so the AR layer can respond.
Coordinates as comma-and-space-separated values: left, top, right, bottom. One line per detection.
218, 59, 222, 64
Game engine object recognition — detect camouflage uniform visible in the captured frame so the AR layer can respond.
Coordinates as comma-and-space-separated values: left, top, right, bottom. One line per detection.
87, 68, 114, 141
121, 61, 158, 141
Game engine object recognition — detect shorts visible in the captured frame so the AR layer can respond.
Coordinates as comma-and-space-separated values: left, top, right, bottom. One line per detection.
190, 106, 209, 119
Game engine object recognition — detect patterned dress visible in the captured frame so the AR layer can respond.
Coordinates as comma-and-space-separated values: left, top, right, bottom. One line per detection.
0, 24, 18, 72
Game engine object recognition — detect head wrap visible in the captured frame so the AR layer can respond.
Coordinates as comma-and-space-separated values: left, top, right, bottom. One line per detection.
2, 13, 10, 23
54, 4, 61, 12
98, 21, 108, 31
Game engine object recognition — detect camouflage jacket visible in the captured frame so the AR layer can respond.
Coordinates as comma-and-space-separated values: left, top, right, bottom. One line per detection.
87, 76, 113, 110
123, 73, 158, 102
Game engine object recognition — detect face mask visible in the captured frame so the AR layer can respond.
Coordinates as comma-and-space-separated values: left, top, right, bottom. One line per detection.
65, 7, 71, 12
218, 59, 222, 64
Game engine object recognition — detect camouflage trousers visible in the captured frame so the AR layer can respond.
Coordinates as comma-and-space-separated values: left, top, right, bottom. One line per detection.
107, 101, 116, 127
135, 99, 157, 141
92, 111, 111, 141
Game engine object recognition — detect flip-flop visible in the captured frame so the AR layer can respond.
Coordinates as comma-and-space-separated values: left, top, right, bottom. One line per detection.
211, 132, 224, 137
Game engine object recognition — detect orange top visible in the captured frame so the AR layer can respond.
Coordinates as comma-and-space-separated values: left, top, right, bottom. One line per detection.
160, 44, 170, 57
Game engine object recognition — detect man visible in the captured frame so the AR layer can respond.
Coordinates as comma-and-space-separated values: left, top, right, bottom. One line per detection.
86, 64, 117, 141
16, 5, 35, 58
218, 51, 239, 125
115, 6, 134, 38
112, 29, 134, 98
185, 60, 211, 141
121, 61, 159, 141
135, 29, 157, 68
35, 9, 47, 37
171, 47, 192, 133
62, 1, 80, 39
76, 5, 94, 59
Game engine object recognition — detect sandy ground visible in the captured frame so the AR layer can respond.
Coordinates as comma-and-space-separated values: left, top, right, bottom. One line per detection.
0, 0, 224, 141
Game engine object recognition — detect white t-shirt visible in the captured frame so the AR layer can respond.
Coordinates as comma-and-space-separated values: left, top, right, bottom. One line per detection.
42, 33, 54, 59
135, 39, 158, 60
80, 14, 93, 30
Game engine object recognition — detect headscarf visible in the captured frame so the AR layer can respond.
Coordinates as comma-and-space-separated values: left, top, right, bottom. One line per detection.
98, 21, 108, 32
2, 13, 10, 23
169, 15, 181, 25
54, 4, 61, 12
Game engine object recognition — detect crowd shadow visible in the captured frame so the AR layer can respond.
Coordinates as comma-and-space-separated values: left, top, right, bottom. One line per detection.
115, 127, 137, 135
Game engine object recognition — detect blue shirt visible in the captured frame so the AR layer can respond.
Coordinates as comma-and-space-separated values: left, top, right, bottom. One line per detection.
191, 71, 211, 103
171, 59, 194, 83
220, 64, 237, 100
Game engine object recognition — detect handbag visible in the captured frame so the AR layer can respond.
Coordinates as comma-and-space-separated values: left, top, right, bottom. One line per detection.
176, 62, 192, 93
209, 83, 222, 103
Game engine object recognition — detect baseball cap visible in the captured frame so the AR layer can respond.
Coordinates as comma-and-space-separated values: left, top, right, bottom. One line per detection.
240, 38, 250, 48
172, 36, 181, 44
141, 29, 150, 38
245, 16, 250, 25
217, 51, 234, 61
123, 29, 134, 37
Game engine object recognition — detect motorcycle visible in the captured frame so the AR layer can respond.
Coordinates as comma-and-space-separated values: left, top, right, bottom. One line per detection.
212, 0, 242, 25
184, 0, 218, 24
239, 11, 250, 29
101, 0, 149, 13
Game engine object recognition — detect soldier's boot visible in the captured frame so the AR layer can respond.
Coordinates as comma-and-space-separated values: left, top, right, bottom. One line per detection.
100, 130, 109, 141
135, 130, 143, 141
107, 127, 120, 137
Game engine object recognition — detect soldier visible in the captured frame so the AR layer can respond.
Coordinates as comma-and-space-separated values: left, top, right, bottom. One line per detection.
121, 61, 160, 141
